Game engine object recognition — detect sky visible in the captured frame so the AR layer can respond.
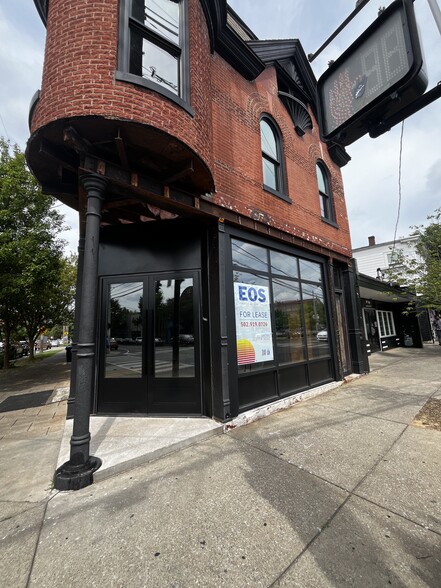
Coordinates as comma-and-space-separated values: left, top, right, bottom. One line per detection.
0, 0, 440, 252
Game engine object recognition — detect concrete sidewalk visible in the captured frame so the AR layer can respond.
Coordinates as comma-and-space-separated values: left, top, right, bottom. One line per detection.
1, 346, 441, 586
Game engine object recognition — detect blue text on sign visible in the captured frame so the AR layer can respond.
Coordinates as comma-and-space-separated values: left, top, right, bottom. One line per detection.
238, 285, 266, 303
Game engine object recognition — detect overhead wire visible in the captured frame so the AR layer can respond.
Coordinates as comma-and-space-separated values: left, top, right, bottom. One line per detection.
391, 121, 405, 257
0, 112, 11, 142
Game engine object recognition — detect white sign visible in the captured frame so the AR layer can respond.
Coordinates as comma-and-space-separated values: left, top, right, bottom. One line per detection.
234, 282, 274, 365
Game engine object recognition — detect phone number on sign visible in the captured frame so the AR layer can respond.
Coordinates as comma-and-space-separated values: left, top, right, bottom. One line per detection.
240, 321, 268, 328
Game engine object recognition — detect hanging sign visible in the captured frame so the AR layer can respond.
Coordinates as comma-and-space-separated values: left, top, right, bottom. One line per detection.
317, 0, 427, 146
234, 282, 274, 365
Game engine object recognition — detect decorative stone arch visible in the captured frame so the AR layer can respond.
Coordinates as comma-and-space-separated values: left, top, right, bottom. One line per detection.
307, 144, 323, 174
246, 92, 269, 128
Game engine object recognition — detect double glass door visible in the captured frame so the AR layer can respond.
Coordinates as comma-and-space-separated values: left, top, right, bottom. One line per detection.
98, 272, 201, 415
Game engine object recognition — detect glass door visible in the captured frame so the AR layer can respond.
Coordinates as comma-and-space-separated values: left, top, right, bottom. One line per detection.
147, 274, 201, 414
363, 308, 381, 353
98, 272, 202, 415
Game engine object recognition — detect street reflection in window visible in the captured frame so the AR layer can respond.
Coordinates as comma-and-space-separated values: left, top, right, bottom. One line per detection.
105, 282, 143, 379
154, 278, 195, 378
301, 282, 330, 358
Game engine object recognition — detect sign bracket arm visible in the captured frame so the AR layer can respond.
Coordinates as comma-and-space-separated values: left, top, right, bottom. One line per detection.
369, 81, 441, 137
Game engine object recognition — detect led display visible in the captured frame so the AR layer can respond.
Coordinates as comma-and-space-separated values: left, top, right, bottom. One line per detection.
317, 0, 427, 146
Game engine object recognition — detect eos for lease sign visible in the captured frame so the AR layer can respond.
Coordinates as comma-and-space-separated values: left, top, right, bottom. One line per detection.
234, 283, 273, 365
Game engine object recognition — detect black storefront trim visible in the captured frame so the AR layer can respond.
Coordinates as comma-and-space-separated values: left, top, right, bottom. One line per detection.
222, 224, 335, 415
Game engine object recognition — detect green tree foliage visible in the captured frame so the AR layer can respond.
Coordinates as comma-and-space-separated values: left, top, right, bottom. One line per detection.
384, 208, 441, 312
0, 138, 76, 367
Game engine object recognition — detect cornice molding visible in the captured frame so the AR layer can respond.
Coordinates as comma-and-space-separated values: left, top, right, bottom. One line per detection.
33, 0, 47, 25
200, 0, 264, 79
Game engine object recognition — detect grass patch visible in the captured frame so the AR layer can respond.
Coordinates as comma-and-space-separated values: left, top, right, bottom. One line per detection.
0, 348, 64, 371
33, 350, 60, 361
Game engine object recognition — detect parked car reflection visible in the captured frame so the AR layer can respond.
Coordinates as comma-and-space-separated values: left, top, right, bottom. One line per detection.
316, 330, 328, 341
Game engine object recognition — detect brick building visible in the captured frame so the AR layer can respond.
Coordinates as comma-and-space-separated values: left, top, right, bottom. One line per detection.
27, 1, 367, 486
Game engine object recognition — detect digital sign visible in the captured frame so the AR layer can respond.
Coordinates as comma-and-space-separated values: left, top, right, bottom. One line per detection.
317, 0, 427, 146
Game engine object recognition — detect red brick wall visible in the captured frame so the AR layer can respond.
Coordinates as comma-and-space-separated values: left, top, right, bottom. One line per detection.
31, 0, 214, 171
209, 61, 352, 257
31, 0, 351, 257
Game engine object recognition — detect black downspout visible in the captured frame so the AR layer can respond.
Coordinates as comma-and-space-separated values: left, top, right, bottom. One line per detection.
343, 260, 370, 374
54, 174, 107, 490
326, 259, 343, 381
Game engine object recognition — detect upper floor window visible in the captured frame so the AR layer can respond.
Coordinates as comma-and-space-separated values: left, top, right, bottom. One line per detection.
387, 250, 401, 266
260, 116, 288, 200
117, 0, 191, 111
316, 161, 335, 224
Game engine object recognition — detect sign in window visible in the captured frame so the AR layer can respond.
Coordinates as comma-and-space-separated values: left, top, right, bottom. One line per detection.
234, 282, 274, 365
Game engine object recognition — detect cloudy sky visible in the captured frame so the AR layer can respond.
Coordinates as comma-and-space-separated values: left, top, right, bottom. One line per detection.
1, 0, 440, 252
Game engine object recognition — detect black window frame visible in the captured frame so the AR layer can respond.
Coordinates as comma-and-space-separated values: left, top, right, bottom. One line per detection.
260, 115, 290, 202
116, 0, 193, 115
316, 160, 337, 226
227, 232, 335, 413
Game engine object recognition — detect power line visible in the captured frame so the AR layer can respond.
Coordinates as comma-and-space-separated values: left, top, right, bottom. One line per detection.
0, 112, 11, 142
392, 121, 405, 255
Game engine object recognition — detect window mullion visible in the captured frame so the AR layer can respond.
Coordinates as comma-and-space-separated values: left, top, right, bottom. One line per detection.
129, 18, 181, 56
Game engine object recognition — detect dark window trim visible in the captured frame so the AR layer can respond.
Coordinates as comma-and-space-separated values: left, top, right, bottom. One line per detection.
321, 216, 339, 229
115, 71, 194, 116
117, 0, 191, 110
260, 114, 288, 200
229, 226, 325, 266
316, 160, 337, 225
263, 184, 292, 203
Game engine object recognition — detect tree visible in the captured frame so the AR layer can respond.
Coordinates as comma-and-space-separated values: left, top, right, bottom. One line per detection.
0, 138, 75, 366
384, 208, 441, 312
19, 253, 77, 358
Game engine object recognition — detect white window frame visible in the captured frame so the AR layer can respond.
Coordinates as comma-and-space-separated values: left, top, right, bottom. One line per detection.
377, 310, 396, 338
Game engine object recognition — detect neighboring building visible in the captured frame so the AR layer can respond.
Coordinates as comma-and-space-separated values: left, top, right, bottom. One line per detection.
353, 235, 420, 280
27, 0, 367, 480
353, 236, 426, 353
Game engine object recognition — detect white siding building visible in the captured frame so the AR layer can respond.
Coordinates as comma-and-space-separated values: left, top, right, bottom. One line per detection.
352, 235, 427, 354
352, 235, 419, 280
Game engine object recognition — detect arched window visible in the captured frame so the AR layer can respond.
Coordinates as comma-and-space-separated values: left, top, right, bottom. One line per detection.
260, 116, 286, 196
316, 161, 335, 223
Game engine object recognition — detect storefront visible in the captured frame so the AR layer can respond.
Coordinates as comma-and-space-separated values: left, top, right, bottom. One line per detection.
358, 273, 423, 354
94, 219, 355, 420
28, 0, 367, 488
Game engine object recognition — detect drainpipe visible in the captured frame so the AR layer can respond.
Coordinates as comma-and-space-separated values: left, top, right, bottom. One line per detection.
54, 174, 107, 490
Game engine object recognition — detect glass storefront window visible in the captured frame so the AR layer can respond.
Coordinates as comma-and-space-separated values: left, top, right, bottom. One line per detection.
377, 310, 396, 338
105, 282, 143, 379
232, 239, 332, 377
299, 259, 322, 283
302, 282, 330, 359
232, 240, 269, 272
273, 279, 305, 364
270, 250, 299, 279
